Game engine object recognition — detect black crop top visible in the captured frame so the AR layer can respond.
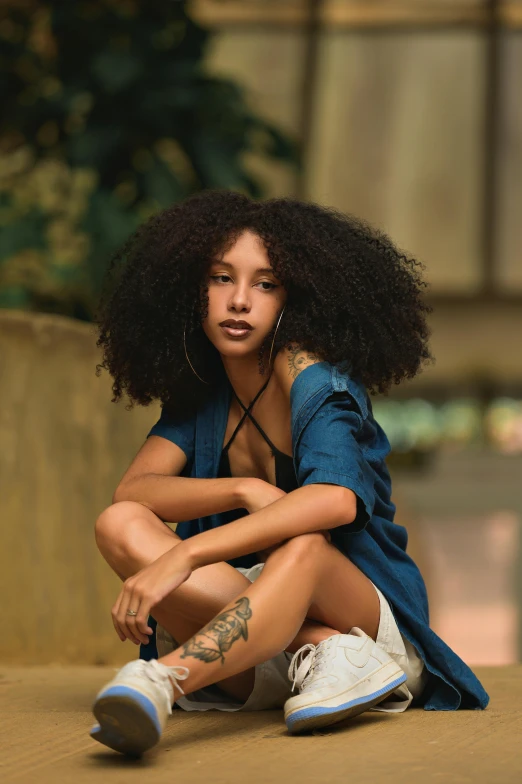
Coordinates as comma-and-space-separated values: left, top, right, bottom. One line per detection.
217, 374, 298, 494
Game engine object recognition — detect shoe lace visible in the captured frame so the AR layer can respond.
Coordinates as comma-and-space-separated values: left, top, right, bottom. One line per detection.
288, 641, 330, 693
132, 659, 190, 715
149, 659, 190, 695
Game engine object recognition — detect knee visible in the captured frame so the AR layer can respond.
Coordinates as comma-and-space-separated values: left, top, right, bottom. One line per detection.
94, 501, 150, 555
269, 531, 331, 564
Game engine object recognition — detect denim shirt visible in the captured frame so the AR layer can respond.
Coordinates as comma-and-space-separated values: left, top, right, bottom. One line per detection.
140, 361, 489, 711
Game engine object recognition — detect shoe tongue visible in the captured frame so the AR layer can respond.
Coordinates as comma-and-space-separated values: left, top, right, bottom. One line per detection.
317, 635, 335, 652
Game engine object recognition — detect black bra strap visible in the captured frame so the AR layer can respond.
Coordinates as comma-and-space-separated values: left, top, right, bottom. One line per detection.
231, 386, 281, 455
223, 374, 273, 453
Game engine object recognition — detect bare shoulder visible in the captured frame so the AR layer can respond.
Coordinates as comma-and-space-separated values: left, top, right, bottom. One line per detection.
273, 343, 324, 399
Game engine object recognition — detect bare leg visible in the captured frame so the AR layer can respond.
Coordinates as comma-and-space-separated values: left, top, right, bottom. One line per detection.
158, 531, 380, 700
95, 502, 342, 701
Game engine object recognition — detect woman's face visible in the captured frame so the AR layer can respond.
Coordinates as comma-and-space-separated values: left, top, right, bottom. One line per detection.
201, 229, 287, 362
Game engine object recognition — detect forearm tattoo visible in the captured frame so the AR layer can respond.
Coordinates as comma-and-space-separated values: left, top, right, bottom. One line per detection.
287, 344, 321, 379
179, 596, 253, 665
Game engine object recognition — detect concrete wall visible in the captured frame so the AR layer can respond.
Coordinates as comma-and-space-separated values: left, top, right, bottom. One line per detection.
0, 310, 160, 665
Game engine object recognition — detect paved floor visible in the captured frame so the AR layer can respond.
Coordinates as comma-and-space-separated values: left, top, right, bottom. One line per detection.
1, 665, 520, 783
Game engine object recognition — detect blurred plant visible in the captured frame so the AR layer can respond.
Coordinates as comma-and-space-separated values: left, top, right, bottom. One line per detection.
485, 398, 522, 454
374, 394, 522, 470
0, 0, 301, 320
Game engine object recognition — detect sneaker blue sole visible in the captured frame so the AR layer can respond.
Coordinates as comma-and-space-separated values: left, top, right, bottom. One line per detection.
90, 685, 162, 756
285, 672, 408, 734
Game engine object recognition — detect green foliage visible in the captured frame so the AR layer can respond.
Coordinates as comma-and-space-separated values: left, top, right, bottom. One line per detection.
0, 0, 301, 320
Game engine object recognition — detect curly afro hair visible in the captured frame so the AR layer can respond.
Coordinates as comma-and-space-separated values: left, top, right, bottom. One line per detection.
95, 188, 434, 415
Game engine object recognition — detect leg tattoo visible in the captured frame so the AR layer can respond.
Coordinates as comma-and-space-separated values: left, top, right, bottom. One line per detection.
179, 597, 253, 665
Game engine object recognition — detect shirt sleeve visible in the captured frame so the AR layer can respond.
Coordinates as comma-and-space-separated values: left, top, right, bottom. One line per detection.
146, 406, 196, 467
295, 390, 375, 533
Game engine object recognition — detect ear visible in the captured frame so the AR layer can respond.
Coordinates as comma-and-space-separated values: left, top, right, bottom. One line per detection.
273, 343, 324, 399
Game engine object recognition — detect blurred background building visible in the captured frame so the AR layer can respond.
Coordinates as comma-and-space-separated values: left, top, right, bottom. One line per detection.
0, 0, 521, 667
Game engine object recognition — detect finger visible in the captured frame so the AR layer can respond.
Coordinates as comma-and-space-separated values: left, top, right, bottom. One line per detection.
112, 614, 126, 642
118, 581, 143, 645
122, 584, 152, 645
123, 590, 151, 647
126, 605, 150, 647
135, 595, 155, 641
111, 592, 127, 642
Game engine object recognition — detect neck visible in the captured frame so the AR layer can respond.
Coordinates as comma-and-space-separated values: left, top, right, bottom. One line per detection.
220, 351, 274, 404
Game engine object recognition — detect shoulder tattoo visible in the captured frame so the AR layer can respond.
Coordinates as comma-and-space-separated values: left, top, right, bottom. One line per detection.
286, 343, 322, 380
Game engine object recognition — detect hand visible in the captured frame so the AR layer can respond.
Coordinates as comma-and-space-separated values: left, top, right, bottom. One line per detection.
241, 478, 287, 514
111, 546, 192, 646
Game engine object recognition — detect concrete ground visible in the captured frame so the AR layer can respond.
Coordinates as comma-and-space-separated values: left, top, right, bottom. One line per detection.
1, 665, 520, 783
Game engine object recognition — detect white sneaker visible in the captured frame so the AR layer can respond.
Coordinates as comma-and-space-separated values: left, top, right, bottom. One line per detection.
90, 659, 190, 756
284, 628, 408, 733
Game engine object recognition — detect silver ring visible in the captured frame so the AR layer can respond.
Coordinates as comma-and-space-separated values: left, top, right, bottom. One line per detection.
126, 609, 138, 616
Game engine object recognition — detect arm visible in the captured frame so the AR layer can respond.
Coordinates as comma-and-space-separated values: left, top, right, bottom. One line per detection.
183, 483, 356, 570
112, 433, 250, 522
114, 473, 249, 524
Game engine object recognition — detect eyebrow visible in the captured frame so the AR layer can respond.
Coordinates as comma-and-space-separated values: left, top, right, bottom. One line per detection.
210, 259, 275, 275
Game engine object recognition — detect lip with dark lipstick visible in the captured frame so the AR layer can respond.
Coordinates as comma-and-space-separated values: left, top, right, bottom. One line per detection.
219, 319, 253, 329
219, 319, 254, 338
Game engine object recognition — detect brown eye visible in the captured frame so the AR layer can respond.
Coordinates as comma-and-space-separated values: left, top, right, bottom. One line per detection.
210, 275, 230, 283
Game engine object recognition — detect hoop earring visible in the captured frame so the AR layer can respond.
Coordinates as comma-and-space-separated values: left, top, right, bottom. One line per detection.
267, 305, 285, 371
183, 320, 210, 385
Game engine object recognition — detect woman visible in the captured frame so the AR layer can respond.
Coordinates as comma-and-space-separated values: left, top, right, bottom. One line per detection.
90, 189, 489, 757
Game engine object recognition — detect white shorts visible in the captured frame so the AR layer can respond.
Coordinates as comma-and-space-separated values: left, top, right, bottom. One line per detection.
157, 562, 429, 713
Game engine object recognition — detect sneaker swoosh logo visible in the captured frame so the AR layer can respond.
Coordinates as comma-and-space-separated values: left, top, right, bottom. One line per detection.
344, 640, 373, 668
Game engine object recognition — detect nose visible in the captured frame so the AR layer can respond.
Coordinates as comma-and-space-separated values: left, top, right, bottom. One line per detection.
228, 282, 251, 312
